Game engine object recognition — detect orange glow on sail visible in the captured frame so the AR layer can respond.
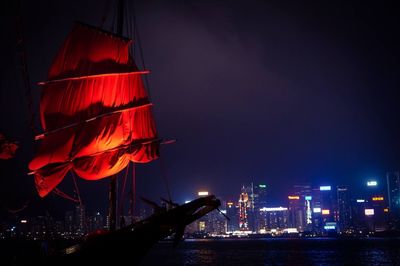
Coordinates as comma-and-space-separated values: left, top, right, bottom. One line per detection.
29, 23, 159, 197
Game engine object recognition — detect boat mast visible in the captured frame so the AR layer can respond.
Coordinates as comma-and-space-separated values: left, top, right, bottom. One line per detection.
108, 0, 124, 232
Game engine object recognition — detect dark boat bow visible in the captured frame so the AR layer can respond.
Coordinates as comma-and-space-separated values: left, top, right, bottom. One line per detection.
48, 195, 221, 264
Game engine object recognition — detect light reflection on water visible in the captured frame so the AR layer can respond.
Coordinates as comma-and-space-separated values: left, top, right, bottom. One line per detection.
140, 238, 400, 265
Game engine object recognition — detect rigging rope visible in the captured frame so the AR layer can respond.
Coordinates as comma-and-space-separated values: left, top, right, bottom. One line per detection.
2, 199, 31, 214
71, 171, 82, 206
118, 162, 130, 217
52, 188, 80, 204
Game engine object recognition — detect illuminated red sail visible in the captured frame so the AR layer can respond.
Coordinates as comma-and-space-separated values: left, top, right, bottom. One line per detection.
29, 23, 159, 197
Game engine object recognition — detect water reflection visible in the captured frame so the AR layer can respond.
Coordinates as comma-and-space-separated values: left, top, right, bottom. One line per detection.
140, 238, 400, 265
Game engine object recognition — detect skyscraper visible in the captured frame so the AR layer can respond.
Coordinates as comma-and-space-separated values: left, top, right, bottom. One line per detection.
254, 184, 267, 208
387, 171, 400, 215
226, 201, 239, 232
287, 195, 305, 231
291, 184, 311, 232
337, 186, 352, 233
75, 205, 86, 235
253, 184, 267, 231
259, 207, 289, 231
239, 184, 255, 231
319, 185, 334, 223
239, 189, 249, 230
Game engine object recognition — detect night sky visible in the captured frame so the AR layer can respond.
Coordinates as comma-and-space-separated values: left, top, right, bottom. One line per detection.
1, 0, 399, 218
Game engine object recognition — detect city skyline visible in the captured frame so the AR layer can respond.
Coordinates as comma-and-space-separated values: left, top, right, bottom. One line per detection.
1, 0, 400, 216
3, 171, 399, 240
3, 170, 398, 223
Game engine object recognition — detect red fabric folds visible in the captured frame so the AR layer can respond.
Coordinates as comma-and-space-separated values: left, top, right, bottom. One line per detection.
48, 23, 135, 81
30, 23, 159, 197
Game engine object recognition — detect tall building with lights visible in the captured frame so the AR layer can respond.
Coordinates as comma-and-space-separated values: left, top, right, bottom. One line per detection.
259, 207, 289, 231
226, 201, 239, 232
75, 205, 86, 235
254, 184, 267, 208
239, 187, 250, 231
352, 199, 368, 234
312, 188, 323, 234
253, 184, 267, 231
287, 195, 305, 231
239, 184, 256, 231
319, 185, 334, 222
369, 195, 389, 232
387, 172, 400, 216
337, 186, 352, 233
293, 184, 312, 231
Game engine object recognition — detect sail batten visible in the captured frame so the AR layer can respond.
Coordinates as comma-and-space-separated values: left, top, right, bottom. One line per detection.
29, 22, 160, 197
35, 103, 153, 140
38, 70, 150, 85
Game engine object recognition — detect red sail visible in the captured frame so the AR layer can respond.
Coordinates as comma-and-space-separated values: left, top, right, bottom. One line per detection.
29, 23, 159, 197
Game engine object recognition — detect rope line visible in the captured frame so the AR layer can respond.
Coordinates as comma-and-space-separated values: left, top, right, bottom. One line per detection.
53, 188, 79, 203
71, 172, 82, 206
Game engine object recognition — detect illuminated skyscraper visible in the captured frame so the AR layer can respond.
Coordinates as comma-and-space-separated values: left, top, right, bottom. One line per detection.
75, 205, 86, 234
239, 184, 255, 231
312, 188, 323, 234
337, 186, 352, 233
370, 195, 389, 232
319, 185, 334, 223
304, 195, 313, 231
291, 184, 311, 232
387, 171, 400, 215
254, 184, 267, 208
259, 207, 289, 231
287, 195, 305, 231
226, 201, 239, 232
254, 184, 267, 231
239, 188, 250, 231
352, 199, 368, 234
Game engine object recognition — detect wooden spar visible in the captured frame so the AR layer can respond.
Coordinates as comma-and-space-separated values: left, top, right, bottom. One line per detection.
35, 103, 153, 140
38, 70, 150, 85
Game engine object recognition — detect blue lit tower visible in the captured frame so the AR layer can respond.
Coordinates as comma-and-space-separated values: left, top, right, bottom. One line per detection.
312, 188, 323, 234
336, 186, 352, 233
387, 172, 400, 218
253, 184, 267, 232
319, 185, 335, 232
254, 184, 267, 208
226, 201, 239, 232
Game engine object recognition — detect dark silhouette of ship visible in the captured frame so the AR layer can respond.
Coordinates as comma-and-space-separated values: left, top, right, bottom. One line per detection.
26, 1, 221, 264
